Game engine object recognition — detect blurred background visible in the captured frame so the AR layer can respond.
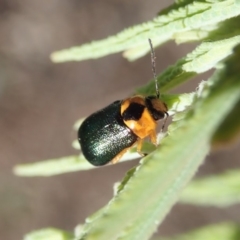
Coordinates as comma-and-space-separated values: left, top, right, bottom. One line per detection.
0, 0, 239, 239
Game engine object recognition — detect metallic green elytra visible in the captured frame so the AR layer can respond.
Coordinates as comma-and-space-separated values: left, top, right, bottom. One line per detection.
78, 101, 138, 166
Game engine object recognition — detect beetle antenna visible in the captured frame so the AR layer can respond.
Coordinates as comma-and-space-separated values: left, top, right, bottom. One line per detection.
148, 39, 160, 98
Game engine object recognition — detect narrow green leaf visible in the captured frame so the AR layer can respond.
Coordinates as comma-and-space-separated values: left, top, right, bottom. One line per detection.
50, 0, 240, 63
24, 228, 73, 240
76, 46, 240, 240
152, 222, 240, 240
212, 97, 240, 147
180, 169, 240, 207
13, 155, 93, 176
137, 35, 240, 95
12, 145, 154, 176
142, 16, 240, 93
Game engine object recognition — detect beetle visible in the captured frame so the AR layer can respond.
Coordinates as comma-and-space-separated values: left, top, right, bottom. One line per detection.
78, 39, 168, 166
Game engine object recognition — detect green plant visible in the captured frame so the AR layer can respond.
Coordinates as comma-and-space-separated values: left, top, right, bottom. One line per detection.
14, 1, 240, 239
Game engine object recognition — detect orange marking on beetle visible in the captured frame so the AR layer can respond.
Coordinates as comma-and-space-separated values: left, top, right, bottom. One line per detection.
123, 107, 157, 139
121, 95, 146, 115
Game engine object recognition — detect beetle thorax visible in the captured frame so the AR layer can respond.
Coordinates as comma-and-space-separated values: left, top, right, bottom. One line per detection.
120, 95, 158, 139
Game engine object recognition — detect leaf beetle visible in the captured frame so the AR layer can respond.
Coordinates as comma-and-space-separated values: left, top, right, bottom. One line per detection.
78, 39, 168, 166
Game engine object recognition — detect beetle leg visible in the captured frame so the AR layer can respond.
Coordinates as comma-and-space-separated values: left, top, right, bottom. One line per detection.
136, 139, 147, 157
111, 147, 131, 164
137, 139, 143, 154
149, 131, 157, 146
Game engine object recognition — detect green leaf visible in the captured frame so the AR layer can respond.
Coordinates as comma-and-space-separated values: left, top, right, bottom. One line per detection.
212, 95, 240, 147
24, 228, 73, 240
152, 222, 240, 240
13, 155, 93, 176
50, 0, 240, 63
180, 169, 240, 207
75, 46, 240, 240
136, 35, 240, 95
12, 145, 156, 176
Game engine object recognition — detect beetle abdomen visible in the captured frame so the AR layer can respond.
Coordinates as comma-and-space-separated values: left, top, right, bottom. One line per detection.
78, 101, 138, 166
